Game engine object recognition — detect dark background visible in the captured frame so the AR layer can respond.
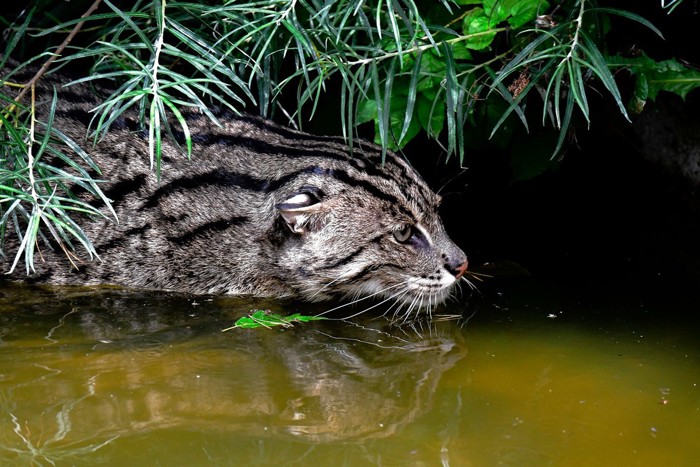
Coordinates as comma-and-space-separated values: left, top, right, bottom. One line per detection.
405, 2, 700, 296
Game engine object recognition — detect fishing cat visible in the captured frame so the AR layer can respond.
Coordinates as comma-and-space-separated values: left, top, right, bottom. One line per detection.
1, 64, 468, 312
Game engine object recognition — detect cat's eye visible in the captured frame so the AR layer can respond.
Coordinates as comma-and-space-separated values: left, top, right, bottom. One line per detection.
392, 224, 413, 243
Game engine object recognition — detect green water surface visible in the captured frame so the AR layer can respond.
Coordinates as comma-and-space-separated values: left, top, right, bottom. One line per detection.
0, 280, 698, 466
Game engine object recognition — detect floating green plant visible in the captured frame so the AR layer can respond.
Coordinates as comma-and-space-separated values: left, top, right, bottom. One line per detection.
222, 310, 326, 331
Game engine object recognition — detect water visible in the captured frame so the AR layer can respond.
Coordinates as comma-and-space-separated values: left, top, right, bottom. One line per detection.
0, 280, 698, 466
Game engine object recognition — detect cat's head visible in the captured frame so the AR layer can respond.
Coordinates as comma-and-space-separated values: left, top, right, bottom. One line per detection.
274, 151, 468, 315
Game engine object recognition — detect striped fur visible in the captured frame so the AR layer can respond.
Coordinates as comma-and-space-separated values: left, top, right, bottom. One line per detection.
2, 68, 468, 309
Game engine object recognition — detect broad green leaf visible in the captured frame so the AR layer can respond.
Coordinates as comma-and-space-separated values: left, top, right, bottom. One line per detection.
418, 52, 447, 95
357, 98, 378, 124
508, 132, 561, 180
362, 91, 422, 150
388, 106, 421, 149
643, 59, 700, 101
483, 0, 511, 26
417, 94, 446, 138
509, 0, 551, 29
451, 41, 474, 61
462, 8, 498, 50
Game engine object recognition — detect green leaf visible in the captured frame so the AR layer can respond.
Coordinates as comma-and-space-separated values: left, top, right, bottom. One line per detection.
102, 0, 154, 53
444, 42, 458, 156
611, 55, 700, 103
399, 52, 422, 143
483, 0, 511, 26
451, 41, 474, 61
357, 97, 378, 124
418, 52, 447, 94
371, 60, 388, 157
462, 8, 498, 50
417, 94, 445, 138
222, 310, 327, 331
578, 33, 628, 121
631, 73, 649, 114
509, 132, 561, 180
509, 0, 551, 29
587, 7, 664, 40
567, 58, 590, 124
551, 84, 575, 159
389, 104, 421, 149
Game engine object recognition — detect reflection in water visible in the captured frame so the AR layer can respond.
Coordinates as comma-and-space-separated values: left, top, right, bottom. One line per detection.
0, 286, 467, 464
2, 282, 699, 465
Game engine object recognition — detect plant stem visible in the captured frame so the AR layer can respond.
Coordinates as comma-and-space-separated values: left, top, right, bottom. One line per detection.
27, 86, 38, 206
345, 29, 507, 66
13, 0, 103, 105
148, 0, 166, 169
563, 0, 586, 63
456, 50, 512, 79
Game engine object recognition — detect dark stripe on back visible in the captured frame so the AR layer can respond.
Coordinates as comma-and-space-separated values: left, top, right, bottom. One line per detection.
143, 169, 267, 208
166, 216, 247, 245
54, 89, 101, 105
99, 224, 151, 252
172, 128, 415, 191
144, 165, 410, 217
141, 166, 324, 205
103, 174, 148, 204
55, 108, 93, 128
172, 130, 350, 165
172, 123, 416, 190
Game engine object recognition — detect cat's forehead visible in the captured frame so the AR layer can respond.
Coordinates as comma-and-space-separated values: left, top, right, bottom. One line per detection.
336, 154, 441, 225
231, 116, 440, 221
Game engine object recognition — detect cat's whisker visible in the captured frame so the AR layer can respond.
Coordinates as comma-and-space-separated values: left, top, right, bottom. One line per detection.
418, 294, 429, 322
465, 271, 491, 280
460, 276, 479, 292
388, 282, 422, 322
385, 293, 408, 321
452, 280, 464, 299
386, 289, 411, 321
342, 287, 412, 320
435, 167, 468, 196
407, 295, 422, 322
316, 282, 406, 317
310, 276, 346, 299
357, 287, 412, 318
400, 293, 422, 324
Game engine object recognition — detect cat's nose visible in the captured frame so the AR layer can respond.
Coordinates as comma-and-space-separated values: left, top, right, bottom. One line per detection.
447, 258, 468, 280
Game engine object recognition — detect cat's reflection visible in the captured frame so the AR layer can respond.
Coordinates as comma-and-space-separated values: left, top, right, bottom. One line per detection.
0, 287, 468, 447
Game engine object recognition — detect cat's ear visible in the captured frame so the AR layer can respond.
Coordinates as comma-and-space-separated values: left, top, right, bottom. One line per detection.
275, 187, 325, 235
